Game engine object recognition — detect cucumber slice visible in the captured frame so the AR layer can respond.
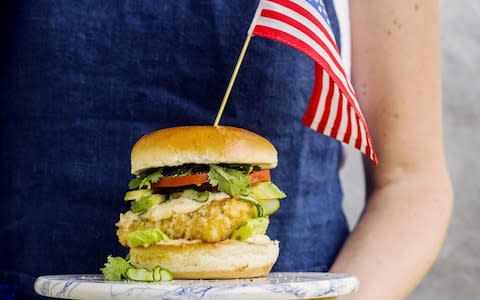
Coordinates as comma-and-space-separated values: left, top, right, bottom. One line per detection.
170, 189, 210, 202
124, 190, 152, 201
130, 194, 166, 214
183, 189, 210, 202
239, 195, 264, 217
153, 266, 162, 281
152, 266, 173, 281
149, 194, 166, 203
258, 199, 280, 216
125, 268, 154, 281
125, 266, 173, 282
160, 269, 173, 281
251, 182, 286, 200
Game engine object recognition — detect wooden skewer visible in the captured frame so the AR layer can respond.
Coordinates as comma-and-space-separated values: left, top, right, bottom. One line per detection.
213, 34, 253, 126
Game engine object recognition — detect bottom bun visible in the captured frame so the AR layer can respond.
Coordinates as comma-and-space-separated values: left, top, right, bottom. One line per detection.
129, 239, 279, 279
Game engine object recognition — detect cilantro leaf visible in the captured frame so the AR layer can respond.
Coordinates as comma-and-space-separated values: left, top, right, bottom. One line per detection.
208, 165, 250, 198
100, 256, 132, 281
139, 169, 163, 189
145, 170, 163, 183
128, 177, 143, 190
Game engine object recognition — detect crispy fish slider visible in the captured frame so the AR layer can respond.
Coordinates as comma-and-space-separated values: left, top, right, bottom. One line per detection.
116, 126, 286, 279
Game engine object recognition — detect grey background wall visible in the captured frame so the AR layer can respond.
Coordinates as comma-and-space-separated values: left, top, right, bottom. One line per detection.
340, 1, 480, 298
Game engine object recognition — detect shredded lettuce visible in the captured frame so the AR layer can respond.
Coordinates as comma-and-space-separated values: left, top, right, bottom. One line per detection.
127, 228, 170, 248
208, 165, 250, 198
231, 217, 270, 241
100, 256, 132, 281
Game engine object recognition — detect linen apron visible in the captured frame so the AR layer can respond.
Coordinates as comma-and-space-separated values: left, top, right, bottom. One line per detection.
0, 1, 347, 298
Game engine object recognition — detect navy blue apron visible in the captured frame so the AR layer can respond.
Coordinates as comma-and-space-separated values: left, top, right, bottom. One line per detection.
0, 1, 347, 298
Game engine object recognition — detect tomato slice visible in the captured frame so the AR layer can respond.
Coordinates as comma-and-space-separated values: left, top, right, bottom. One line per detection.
250, 169, 270, 184
152, 169, 271, 189
153, 173, 209, 188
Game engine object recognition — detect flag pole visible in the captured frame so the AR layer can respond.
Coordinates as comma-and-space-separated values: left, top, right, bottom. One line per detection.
213, 34, 253, 126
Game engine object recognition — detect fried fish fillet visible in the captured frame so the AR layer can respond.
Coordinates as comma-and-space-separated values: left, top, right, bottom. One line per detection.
116, 198, 256, 246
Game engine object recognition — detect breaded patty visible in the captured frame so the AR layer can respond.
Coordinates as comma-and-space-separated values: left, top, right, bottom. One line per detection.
117, 198, 256, 246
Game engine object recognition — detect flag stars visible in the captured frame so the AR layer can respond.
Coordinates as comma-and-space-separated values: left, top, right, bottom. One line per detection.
306, 0, 331, 26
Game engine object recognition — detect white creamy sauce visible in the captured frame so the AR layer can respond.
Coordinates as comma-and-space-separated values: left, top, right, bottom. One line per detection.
116, 211, 140, 228
246, 234, 272, 245
145, 192, 230, 221
156, 239, 202, 246
116, 192, 230, 228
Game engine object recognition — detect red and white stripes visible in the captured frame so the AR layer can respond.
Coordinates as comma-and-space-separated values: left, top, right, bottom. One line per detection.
249, 0, 377, 164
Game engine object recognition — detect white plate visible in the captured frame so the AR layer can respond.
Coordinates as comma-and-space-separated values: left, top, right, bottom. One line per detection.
34, 272, 358, 299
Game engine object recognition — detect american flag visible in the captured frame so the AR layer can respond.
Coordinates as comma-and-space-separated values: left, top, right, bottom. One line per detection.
249, 0, 378, 164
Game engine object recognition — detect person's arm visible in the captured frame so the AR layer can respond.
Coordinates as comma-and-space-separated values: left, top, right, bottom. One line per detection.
330, 0, 453, 299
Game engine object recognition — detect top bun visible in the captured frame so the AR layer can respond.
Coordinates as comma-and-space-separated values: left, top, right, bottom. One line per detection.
131, 126, 277, 174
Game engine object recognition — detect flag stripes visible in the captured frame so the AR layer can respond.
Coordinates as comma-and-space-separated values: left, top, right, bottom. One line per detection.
249, 0, 377, 164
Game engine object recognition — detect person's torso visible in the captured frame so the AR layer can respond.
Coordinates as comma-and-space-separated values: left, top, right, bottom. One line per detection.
0, 1, 347, 297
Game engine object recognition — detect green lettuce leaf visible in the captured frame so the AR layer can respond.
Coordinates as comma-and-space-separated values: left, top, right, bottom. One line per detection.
230, 217, 270, 241
208, 165, 250, 198
127, 228, 170, 248
100, 256, 132, 281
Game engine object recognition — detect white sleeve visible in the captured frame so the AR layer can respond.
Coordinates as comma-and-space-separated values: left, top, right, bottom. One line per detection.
333, 0, 351, 75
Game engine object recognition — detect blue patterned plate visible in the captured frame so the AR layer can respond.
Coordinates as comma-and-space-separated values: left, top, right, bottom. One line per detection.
34, 272, 358, 299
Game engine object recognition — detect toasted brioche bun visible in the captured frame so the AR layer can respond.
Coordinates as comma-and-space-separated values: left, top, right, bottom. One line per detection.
129, 239, 279, 279
131, 126, 277, 174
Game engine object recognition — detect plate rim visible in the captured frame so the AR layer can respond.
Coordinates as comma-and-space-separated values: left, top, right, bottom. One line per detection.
35, 272, 359, 299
